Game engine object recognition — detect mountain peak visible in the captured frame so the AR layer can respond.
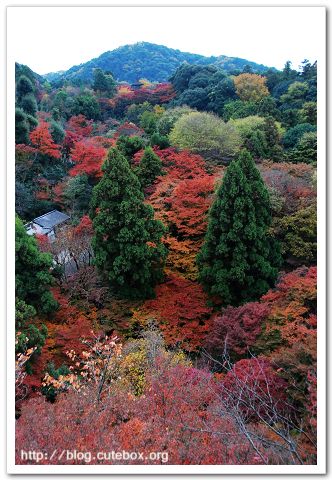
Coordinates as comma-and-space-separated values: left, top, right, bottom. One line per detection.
43, 42, 273, 85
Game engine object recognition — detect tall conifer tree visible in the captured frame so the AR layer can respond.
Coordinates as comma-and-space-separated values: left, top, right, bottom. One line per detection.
90, 147, 167, 299
136, 147, 163, 190
197, 149, 280, 305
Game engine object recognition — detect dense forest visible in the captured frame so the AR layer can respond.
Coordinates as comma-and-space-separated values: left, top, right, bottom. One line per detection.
15, 46, 317, 465
44, 42, 271, 85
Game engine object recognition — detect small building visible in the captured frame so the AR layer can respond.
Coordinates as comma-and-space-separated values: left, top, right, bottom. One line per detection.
25, 210, 70, 241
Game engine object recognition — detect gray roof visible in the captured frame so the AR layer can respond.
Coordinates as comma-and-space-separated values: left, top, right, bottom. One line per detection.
33, 210, 70, 229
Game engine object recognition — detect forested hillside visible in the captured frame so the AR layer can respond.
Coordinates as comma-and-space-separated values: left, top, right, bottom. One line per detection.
43, 42, 272, 85
15, 53, 317, 465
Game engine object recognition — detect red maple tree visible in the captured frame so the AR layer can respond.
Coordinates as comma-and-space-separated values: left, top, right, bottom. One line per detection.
69, 139, 107, 179
29, 121, 61, 159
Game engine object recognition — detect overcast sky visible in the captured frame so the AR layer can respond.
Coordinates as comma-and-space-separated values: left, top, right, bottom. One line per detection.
8, 6, 325, 75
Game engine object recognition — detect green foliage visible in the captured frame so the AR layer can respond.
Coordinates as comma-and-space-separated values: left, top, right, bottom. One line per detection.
26, 114, 38, 131
20, 94, 38, 116
92, 68, 116, 97
280, 81, 309, 107
273, 204, 317, 266
169, 111, 240, 163
73, 93, 101, 120
267, 187, 286, 215
150, 132, 170, 149
136, 147, 163, 189
223, 100, 258, 121
41, 362, 71, 402
62, 174, 92, 217
15, 299, 48, 355
139, 110, 159, 135
15, 108, 30, 144
286, 132, 317, 164
126, 101, 153, 124
90, 147, 167, 299
16, 324, 48, 354
15, 216, 58, 313
51, 89, 74, 120
198, 149, 281, 305
15, 298, 36, 330
117, 135, 146, 161
45, 42, 270, 85
230, 115, 282, 160
16, 75, 34, 101
50, 120, 65, 144
282, 123, 316, 149
175, 88, 210, 110
157, 106, 196, 136
230, 115, 265, 139
300, 101, 317, 124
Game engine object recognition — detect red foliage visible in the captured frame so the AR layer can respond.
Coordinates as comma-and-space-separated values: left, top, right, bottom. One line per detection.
63, 130, 80, 157
221, 357, 289, 421
206, 302, 270, 356
29, 121, 61, 159
73, 215, 93, 236
165, 175, 215, 238
66, 114, 93, 137
35, 233, 50, 251
134, 275, 212, 351
24, 288, 97, 392
140, 149, 221, 242
306, 369, 317, 428
52, 180, 67, 207
108, 83, 176, 117
254, 266, 317, 413
158, 148, 210, 180
16, 359, 262, 465
91, 136, 115, 148
260, 161, 316, 213
69, 139, 107, 179
34, 177, 52, 201
15, 143, 37, 157
261, 266, 317, 351
113, 121, 145, 139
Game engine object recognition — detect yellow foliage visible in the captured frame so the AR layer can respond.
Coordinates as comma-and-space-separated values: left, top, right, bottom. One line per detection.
234, 73, 269, 102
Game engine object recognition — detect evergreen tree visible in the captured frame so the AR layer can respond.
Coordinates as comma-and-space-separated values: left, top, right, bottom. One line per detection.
15, 216, 58, 313
117, 135, 146, 161
20, 93, 38, 116
136, 147, 163, 190
197, 149, 280, 306
16, 75, 34, 102
90, 147, 167, 299
15, 108, 29, 144
92, 68, 116, 97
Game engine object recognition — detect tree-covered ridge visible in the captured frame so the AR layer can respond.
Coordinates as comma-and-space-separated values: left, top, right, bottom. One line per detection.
43, 41, 273, 85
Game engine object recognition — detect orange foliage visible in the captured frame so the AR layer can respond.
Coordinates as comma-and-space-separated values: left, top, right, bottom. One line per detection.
165, 175, 215, 238
164, 236, 201, 281
132, 275, 212, 351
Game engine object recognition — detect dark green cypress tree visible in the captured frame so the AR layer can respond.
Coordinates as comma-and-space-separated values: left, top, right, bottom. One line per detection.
15, 216, 58, 313
90, 147, 167, 299
197, 149, 281, 306
136, 147, 163, 190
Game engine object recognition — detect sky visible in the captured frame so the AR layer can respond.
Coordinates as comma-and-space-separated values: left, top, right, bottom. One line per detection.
8, 5, 325, 75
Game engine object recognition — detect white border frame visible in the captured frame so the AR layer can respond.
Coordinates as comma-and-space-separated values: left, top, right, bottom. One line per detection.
6, 3, 326, 475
